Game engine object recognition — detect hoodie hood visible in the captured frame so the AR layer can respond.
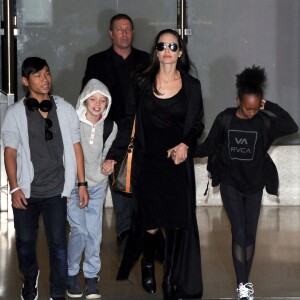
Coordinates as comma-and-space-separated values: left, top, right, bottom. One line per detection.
76, 78, 112, 124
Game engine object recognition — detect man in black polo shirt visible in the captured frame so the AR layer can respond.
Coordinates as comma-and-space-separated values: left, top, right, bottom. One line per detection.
81, 14, 149, 247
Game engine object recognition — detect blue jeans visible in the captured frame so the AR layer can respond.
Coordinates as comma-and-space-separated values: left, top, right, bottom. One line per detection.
67, 182, 106, 278
13, 195, 67, 298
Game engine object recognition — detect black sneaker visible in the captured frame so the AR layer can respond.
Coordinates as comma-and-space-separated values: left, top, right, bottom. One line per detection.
21, 271, 39, 300
85, 277, 101, 299
67, 274, 83, 298
49, 297, 66, 300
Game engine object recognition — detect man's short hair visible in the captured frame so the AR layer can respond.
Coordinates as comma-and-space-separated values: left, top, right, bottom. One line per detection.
22, 57, 49, 79
109, 14, 134, 31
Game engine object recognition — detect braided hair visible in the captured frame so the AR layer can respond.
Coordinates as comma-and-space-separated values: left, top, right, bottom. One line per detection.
236, 65, 266, 101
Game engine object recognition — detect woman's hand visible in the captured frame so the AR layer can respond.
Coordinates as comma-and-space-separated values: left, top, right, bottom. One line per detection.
167, 143, 189, 165
102, 160, 116, 175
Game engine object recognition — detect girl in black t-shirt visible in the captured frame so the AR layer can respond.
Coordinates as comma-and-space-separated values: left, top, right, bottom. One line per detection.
194, 66, 298, 300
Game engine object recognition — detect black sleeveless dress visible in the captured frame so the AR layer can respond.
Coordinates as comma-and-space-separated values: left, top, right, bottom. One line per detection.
137, 88, 188, 230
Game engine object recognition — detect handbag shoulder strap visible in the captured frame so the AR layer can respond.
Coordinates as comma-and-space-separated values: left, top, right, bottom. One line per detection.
131, 117, 136, 139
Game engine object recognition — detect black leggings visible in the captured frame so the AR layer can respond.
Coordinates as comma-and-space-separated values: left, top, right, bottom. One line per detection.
220, 182, 263, 285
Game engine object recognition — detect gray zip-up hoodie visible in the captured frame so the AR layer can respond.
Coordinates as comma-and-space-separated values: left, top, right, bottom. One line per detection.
76, 79, 117, 187
1, 96, 80, 198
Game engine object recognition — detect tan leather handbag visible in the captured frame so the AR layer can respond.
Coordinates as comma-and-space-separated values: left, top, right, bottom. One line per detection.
111, 118, 136, 193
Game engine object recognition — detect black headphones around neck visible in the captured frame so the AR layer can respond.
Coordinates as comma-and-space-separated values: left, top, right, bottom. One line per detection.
25, 96, 53, 112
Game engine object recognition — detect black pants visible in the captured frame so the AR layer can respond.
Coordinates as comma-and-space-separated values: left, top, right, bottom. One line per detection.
13, 195, 67, 297
220, 182, 263, 285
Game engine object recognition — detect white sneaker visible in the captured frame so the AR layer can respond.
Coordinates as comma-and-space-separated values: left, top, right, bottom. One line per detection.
236, 282, 254, 300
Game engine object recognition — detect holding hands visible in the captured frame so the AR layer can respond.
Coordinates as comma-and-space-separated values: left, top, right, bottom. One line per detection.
102, 159, 116, 175
167, 143, 189, 165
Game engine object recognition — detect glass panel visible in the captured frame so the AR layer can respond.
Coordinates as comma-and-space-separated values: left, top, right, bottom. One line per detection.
16, 0, 177, 105
14, 0, 300, 144
22, 0, 53, 26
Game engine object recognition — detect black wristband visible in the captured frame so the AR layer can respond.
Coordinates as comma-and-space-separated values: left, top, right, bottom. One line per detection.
78, 181, 88, 187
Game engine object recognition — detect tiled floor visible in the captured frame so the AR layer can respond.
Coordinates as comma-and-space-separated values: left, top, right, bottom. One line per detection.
0, 206, 299, 300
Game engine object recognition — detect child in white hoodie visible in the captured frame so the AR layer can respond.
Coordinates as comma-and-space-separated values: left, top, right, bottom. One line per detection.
67, 79, 117, 299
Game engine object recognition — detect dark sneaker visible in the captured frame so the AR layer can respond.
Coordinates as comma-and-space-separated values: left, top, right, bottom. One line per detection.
50, 297, 66, 300
21, 271, 39, 300
85, 277, 101, 299
67, 274, 83, 298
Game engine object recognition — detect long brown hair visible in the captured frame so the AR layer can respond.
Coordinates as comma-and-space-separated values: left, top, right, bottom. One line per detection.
137, 29, 192, 95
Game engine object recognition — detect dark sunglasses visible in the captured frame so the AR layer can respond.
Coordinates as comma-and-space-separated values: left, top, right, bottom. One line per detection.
156, 42, 179, 52
45, 118, 53, 141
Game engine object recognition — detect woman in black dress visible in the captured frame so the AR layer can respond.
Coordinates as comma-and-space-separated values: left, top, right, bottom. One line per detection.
103, 29, 204, 300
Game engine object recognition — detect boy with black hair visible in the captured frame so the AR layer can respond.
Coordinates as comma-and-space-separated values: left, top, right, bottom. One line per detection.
2, 57, 88, 300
